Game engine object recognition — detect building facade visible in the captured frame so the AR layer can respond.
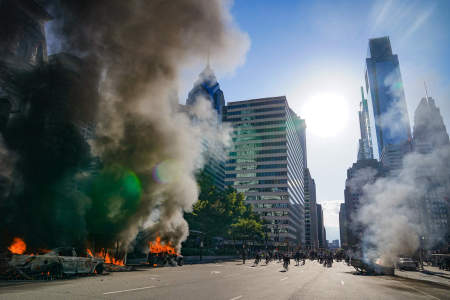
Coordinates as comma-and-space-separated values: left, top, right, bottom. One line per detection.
344, 159, 384, 248
185, 65, 226, 191
357, 87, 374, 161
365, 36, 412, 172
339, 203, 348, 249
223, 96, 305, 245
413, 96, 450, 250
316, 204, 326, 249
304, 168, 318, 249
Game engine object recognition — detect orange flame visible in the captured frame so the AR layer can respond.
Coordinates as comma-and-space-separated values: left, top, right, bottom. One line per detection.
87, 248, 124, 266
8, 237, 26, 254
148, 236, 177, 255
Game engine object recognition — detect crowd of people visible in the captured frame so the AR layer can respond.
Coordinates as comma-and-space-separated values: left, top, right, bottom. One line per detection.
241, 248, 344, 271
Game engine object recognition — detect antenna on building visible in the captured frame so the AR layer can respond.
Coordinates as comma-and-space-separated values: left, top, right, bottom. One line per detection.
424, 81, 430, 101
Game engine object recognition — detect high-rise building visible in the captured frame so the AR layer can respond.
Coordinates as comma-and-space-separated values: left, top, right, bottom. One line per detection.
185, 65, 226, 191
316, 204, 326, 249
413, 96, 450, 249
304, 168, 318, 249
413, 96, 449, 153
357, 86, 374, 161
186, 64, 225, 120
223, 96, 305, 245
339, 203, 348, 249
344, 159, 384, 248
365, 36, 412, 172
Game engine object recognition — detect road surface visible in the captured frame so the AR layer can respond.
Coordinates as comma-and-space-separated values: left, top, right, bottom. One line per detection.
0, 260, 448, 299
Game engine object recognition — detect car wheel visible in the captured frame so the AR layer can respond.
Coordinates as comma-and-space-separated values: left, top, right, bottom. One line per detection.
177, 258, 184, 266
95, 263, 104, 275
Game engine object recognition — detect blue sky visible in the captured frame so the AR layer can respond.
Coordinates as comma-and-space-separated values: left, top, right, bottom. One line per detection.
180, 0, 450, 242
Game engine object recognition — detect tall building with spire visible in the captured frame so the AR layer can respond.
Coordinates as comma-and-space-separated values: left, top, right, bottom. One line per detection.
185, 65, 226, 191
357, 86, 374, 161
365, 36, 412, 173
186, 64, 225, 120
412, 95, 450, 249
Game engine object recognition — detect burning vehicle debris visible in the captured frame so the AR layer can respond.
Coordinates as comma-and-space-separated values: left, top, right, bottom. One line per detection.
0, 0, 246, 281
5, 238, 104, 280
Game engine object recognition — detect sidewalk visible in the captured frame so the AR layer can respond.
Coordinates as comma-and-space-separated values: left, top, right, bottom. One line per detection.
395, 266, 450, 287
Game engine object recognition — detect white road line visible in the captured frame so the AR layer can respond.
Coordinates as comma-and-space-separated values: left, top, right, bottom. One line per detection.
103, 286, 156, 295
211, 271, 221, 275
280, 277, 288, 281
229, 295, 243, 300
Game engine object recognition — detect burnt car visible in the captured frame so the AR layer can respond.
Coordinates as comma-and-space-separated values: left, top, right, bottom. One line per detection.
350, 257, 394, 275
8, 247, 104, 278
396, 257, 417, 271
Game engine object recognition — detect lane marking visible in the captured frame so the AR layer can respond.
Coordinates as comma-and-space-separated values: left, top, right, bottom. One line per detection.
211, 271, 221, 275
103, 286, 156, 295
340, 280, 344, 285
229, 296, 243, 300
280, 277, 288, 281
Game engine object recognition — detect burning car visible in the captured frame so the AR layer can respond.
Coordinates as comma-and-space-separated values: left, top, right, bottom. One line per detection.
350, 257, 394, 275
8, 247, 104, 278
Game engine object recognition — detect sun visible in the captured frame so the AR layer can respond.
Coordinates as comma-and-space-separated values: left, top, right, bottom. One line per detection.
301, 93, 350, 138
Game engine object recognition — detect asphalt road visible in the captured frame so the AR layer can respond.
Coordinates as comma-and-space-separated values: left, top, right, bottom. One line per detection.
0, 260, 449, 300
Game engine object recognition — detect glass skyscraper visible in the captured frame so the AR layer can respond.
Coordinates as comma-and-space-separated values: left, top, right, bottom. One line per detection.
365, 37, 412, 159
357, 86, 374, 161
223, 96, 305, 245
185, 65, 226, 191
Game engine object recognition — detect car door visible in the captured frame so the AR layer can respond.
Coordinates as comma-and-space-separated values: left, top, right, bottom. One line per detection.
59, 248, 77, 274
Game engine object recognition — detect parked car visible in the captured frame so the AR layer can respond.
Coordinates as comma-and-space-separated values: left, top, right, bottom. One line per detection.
9, 247, 104, 278
396, 257, 417, 271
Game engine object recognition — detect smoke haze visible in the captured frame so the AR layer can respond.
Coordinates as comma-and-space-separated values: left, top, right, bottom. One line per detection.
1, 0, 248, 251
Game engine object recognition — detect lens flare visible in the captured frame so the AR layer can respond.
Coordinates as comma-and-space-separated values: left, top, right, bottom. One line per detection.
152, 160, 179, 184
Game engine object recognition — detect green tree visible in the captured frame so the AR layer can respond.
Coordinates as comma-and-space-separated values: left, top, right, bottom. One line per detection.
230, 218, 264, 243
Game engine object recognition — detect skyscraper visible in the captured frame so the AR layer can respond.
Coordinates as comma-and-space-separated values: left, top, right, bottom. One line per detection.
186, 64, 225, 120
413, 96, 449, 153
365, 36, 412, 172
316, 204, 326, 249
339, 203, 348, 249
185, 65, 226, 191
223, 96, 305, 245
304, 168, 318, 249
357, 86, 374, 161
413, 96, 450, 249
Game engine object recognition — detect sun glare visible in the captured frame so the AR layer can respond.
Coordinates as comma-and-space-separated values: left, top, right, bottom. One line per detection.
301, 93, 350, 138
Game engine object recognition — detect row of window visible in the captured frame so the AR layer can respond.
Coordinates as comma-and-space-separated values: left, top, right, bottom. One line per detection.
246, 195, 289, 201
226, 171, 287, 178
226, 164, 287, 171
227, 156, 287, 164
260, 211, 289, 216
225, 179, 288, 185
253, 203, 289, 209
226, 99, 285, 109
236, 187, 288, 193
229, 148, 287, 157
226, 106, 285, 116
232, 119, 286, 128
232, 134, 285, 142
233, 141, 286, 150
224, 113, 286, 123
233, 126, 286, 136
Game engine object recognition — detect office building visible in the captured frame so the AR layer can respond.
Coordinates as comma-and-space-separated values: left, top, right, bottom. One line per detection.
185, 65, 227, 191
344, 159, 384, 248
413, 96, 450, 249
339, 203, 348, 249
223, 96, 305, 245
357, 87, 374, 160
365, 36, 412, 172
316, 204, 326, 248
304, 168, 318, 249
